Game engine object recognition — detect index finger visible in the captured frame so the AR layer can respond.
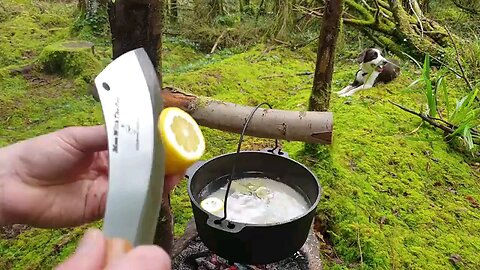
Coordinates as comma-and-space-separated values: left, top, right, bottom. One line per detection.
58, 125, 108, 153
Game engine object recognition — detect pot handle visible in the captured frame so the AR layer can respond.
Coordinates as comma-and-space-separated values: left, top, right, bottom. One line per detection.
235, 102, 282, 155
259, 146, 288, 157
184, 160, 206, 180
207, 216, 245, 233
220, 102, 285, 223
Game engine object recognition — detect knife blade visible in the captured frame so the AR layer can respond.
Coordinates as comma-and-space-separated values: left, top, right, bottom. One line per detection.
94, 48, 165, 263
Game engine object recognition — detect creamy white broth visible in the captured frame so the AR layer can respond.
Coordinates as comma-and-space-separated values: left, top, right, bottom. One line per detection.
200, 177, 309, 225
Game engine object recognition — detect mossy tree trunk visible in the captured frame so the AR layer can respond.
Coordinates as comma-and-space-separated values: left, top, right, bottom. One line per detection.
107, 0, 174, 255
271, 0, 295, 39
342, 0, 455, 63
308, 0, 344, 112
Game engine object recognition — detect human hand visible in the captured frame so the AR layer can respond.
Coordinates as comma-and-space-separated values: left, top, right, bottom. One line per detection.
0, 125, 185, 228
55, 228, 171, 270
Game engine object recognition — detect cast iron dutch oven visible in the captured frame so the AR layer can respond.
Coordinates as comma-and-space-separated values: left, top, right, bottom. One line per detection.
185, 103, 322, 265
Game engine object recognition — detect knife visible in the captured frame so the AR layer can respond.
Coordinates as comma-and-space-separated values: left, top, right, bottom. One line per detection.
94, 48, 165, 266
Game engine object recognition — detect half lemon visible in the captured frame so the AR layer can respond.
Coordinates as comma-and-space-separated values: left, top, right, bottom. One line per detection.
158, 107, 206, 175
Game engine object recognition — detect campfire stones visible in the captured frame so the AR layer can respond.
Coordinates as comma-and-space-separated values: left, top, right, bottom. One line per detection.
172, 219, 322, 270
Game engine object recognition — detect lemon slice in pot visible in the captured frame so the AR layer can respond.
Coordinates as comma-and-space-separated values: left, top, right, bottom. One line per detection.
200, 197, 224, 214
158, 107, 206, 175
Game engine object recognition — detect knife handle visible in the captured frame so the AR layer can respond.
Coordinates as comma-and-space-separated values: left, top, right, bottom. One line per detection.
104, 238, 133, 269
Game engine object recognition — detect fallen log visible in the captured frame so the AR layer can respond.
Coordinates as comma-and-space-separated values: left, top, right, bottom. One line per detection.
161, 86, 333, 144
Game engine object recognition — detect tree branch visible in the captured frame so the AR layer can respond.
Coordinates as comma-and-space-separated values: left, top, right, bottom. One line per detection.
255, 0, 266, 24
210, 29, 227, 54
161, 87, 334, 144
378, 0, 391, 10
359, 0, 375, 11
258, 71, 313, 79
390, 101, 480, 148
428, 55, 463, 77
409, 0, 424, 37
452, 0, 479, 14
344, 0, 375, 25
388, 101, 455, 134
374, 0, 381, 25
444, 26, 475, 93
343, 0, 394, 34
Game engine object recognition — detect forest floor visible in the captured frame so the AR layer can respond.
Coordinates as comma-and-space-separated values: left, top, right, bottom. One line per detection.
1, 0, 480, 269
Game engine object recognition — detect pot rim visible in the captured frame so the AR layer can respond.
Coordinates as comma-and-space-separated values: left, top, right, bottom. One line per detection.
187, 150, 322, 227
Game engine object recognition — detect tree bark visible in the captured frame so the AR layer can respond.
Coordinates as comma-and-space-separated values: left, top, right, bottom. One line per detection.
162, 87, 333, 144
308, 0, 343, 112
107, 0, 174, 255
107, 0, 162, 70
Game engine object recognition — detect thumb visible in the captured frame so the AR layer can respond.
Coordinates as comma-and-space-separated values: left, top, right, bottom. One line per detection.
55, 228, 106, 270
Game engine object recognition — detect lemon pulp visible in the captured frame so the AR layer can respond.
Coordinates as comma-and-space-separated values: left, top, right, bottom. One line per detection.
158, 107, 205, 174
171, 115, 200, 153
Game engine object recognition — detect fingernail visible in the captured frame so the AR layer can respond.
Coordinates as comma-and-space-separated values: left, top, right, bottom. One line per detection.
77, 228, 103, 254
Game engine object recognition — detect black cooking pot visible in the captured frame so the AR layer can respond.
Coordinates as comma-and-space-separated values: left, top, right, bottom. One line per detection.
186, 103, 322, 265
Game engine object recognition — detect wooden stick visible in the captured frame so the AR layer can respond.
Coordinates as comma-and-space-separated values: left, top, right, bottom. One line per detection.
388, 100, 455, 134
210, 29, 227, 54
257, 71, 313, 79
161, 87, 334, 144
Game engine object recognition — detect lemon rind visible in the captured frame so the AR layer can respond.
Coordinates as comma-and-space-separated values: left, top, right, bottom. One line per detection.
162, 108, 205, 160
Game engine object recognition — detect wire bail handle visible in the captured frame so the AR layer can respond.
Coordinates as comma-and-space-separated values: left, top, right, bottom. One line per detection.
219, 102, 281, 223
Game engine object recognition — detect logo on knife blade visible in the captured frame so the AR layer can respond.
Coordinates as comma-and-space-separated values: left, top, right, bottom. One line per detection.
112, 97, 120, 153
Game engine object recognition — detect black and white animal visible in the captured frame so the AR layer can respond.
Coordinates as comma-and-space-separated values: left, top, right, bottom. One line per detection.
336, 48, 400, 97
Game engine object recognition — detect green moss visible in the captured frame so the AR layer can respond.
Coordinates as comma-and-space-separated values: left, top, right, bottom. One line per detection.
0, 0, 75, 69
0, 222, 102, 270
288, 64, 480, 268
427, 1, 480, 41
37, 41, 102, 87
1, 1, 480, 268
164, 44, 315, 103
164, 44, 480, 269
162, 37, 205, 73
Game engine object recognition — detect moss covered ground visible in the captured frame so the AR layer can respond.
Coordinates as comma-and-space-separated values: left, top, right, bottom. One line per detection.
1, 0, 479, 269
